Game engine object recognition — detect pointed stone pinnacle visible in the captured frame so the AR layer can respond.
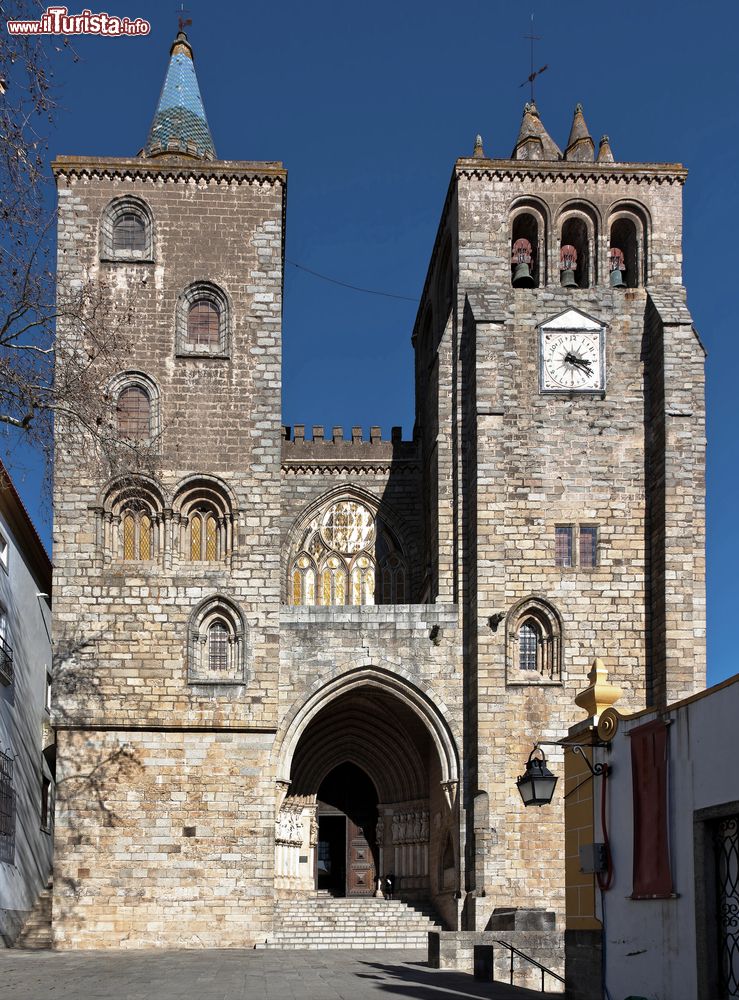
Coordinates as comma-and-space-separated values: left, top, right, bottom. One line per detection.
564, 103, 595, 162
473, 134, 484, 158
512, 102, 562, 161
598, 135, 615, 163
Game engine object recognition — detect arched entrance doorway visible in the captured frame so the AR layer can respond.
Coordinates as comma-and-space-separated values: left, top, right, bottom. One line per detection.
274, 671, 460, 908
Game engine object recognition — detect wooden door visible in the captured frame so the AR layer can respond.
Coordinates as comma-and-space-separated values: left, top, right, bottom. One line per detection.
346, 818, 375, 896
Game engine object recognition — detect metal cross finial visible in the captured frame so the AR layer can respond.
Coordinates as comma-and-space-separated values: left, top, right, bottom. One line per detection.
177, 3, 192, 33
520, 13, 548, 102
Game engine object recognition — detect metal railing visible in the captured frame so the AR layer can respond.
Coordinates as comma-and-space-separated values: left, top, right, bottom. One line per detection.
495, 939, 565, 993
0, 635, 13, 686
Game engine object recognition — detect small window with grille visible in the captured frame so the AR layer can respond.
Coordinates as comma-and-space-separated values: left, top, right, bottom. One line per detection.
188, 301, 220, 348
518, 620, 540, 671
117, 386, 151, 441
0, 749, 14, 863
0, 607, 12, 687
506, 598, 562, 684
207, 620, 230, 673
187, 597, 246, 684
579, 525, 598, 568
176, 282, 229, 357
113, 212, 146, 253
555, 525, 574, 568
101, 198, 153, 261
41, 775, 52, 832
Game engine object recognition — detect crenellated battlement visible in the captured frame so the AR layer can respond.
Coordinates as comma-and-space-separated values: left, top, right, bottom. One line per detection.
281, 425, 420, 472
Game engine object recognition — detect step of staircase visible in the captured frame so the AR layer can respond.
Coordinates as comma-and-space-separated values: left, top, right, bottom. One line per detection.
14, 880, 53, 950
258, 896, 443, 950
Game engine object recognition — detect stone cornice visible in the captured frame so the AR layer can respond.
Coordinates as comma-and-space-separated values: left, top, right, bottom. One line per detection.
455, 157, 687, 186
282, 462, 420, 476
52, 155, 286, 187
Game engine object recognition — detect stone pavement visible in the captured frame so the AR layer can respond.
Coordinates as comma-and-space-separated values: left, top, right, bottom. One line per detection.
0, 948, 563, 999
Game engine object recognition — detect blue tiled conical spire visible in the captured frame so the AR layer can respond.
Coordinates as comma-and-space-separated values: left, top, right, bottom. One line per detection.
143, 31, 216, 160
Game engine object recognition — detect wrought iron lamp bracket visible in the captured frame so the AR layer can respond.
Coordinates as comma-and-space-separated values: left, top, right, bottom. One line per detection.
534, 739, 611, 777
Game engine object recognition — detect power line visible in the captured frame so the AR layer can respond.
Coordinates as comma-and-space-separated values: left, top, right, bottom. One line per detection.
286, 258, 419, 303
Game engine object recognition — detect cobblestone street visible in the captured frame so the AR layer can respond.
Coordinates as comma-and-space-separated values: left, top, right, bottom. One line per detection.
0, 948, 562, 999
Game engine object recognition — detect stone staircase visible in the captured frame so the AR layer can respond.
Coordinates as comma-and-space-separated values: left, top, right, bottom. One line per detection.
258, 895, 443, 950
14, 880, 53, 950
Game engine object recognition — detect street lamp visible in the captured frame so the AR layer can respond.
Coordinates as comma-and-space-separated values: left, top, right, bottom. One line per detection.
516, 746, 559, 807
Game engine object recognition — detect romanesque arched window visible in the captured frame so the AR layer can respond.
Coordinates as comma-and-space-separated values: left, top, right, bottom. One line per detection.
99, 476, 165, 564
100, 196, 154, 261
176, 282, 230, 357
506, 597, 563, 683
173, 477, 235, 565
288, 497, 408, 606
117, 386, 151, 441
188, 595, 247, 684
187, 300, 220, 347
109, 371, 160, 445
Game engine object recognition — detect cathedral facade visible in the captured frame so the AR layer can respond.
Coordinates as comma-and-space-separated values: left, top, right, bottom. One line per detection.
50, 32, 705, 948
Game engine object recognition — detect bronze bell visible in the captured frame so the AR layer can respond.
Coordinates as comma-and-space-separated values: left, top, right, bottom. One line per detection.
511, 238, 536, 288
512, 261, 535, 288
608, 247, 626, 289
560, 243, 578, 288
610, 267, 625, 288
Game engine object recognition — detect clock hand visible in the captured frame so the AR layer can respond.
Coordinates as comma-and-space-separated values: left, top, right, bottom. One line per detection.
563, 353, 593, 373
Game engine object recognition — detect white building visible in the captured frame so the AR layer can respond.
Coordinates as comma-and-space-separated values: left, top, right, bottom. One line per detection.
0, 462, 53, 945
565, 670, 739, 1000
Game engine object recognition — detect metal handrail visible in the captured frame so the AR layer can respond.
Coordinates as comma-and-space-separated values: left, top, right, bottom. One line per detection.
495, 939, 565, 992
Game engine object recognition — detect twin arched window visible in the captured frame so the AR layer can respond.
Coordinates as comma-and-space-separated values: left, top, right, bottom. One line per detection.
100, 478, 165, 563
289, 498, 408, 606
99, 475, 234, 565
174, 478, 234, 564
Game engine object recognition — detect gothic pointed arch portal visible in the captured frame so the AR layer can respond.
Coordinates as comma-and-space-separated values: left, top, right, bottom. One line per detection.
273, 669, 461, 904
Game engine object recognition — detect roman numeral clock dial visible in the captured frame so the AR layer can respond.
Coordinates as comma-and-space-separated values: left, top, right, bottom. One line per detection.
539, 311, 605, 393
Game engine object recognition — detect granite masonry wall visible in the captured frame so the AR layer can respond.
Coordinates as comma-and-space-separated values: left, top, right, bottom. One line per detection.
52, 156, 286, 947
411, 159, 706, 932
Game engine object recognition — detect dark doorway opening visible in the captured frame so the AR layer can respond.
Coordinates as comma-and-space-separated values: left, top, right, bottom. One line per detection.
316, 814, 346, 893
317, 762, 378, 896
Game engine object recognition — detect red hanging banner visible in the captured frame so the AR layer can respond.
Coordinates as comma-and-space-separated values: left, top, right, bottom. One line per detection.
629, 719, 673, 899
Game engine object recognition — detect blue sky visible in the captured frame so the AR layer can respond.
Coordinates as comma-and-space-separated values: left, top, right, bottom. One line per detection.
3, 1, 738, 687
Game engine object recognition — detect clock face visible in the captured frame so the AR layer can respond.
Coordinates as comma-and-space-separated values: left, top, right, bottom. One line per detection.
540, 330, 604, 392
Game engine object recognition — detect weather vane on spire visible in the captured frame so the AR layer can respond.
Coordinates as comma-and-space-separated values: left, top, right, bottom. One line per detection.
177, 3, 191, 33
520, 13, 548, 103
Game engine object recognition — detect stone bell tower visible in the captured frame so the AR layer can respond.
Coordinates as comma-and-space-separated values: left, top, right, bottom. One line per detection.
412, 100, 705, 929
51, 30, 286, 947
